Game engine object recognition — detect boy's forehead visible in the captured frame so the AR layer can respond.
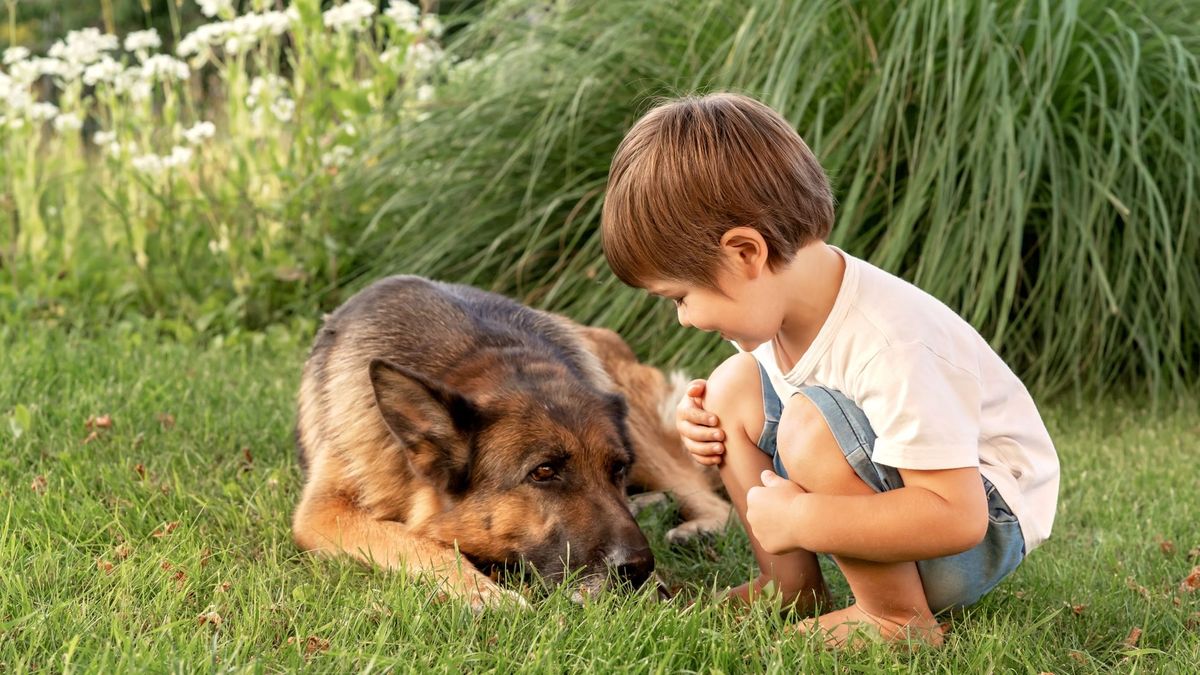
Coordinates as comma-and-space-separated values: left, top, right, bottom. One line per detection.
643, 280, 681, 295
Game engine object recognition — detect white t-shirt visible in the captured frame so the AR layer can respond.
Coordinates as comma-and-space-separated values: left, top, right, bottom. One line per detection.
749, 247, 1059, 553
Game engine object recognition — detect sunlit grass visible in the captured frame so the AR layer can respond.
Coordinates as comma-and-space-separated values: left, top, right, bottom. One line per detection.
2, 320, 1198, 671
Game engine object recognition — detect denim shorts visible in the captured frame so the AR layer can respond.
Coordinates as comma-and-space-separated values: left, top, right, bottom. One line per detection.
755, 363, 1025, 614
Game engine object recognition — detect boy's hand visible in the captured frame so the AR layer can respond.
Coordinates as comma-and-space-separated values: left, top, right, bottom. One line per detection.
675, 379, 725, 465
746, 470, 807, 554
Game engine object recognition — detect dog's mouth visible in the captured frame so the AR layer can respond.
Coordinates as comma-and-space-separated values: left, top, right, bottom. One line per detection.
466, 556, 518, 583
466, 555, 671, 602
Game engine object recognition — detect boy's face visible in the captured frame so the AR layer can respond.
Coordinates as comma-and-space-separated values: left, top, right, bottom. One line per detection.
645, 265, 782, 352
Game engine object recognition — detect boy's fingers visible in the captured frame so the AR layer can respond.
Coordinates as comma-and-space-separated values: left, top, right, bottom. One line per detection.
680, 422, 722, 443
687, 410, 719, 428
760, 470, 783, 486
688, 451, 723, 466
685, 440, 725, 456
676, 395, 699, 413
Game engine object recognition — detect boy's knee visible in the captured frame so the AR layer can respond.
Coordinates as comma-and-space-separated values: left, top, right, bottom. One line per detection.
704, 353, 764, 438
775, 395, 834, 476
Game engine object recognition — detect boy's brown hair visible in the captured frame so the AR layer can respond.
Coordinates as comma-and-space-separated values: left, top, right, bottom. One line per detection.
601, 93, 834, 290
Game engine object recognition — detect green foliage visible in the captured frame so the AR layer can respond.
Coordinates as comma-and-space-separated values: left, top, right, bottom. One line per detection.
3, 0, 1198, 398
2, 322, 1198, 670
1, 0, 442, 331
340, 0, 1200, 396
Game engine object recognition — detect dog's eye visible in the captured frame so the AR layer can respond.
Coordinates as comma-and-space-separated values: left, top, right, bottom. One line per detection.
528, 464, 557, 482
612, 461, 630, 482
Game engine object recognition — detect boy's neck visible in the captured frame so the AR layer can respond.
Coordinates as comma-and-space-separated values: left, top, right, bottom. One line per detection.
771, 242, 845, 370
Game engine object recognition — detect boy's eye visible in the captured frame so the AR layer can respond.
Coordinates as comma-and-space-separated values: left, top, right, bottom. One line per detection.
671, 297, 685, 307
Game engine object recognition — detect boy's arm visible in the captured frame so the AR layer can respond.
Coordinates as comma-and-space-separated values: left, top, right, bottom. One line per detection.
748, 466, 989, 562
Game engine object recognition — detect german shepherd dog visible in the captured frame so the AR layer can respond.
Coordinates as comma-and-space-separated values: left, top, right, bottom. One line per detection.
293, 276, 730, 609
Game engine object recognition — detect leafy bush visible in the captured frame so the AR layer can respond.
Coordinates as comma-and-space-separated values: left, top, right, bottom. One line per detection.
341, 0, 1200, 397
0, 0, 443, 331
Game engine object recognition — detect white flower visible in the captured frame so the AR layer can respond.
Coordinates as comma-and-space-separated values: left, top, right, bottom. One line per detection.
380, 47, 401, 65
181, 121, 216, 145
0, 72, 30, 111
132, 146, 194, 175
11, 57, 72, 84
140, 54, 190, 81
177, 11, 292, 61
420, 14, 443, 38
321, 144, 354, 168
29, 102, 60, 121
208, 224, 231, 254
406, 41, 443, 72
384, 2, 420, 33
53, 113, 84, 132
93, 130, 117, 146
3, 46, 30, 65
83, 56, 124, 86
197, 0, 234, 18
131, 153, 165, 175
416, 84, 434, 102
6, 117, 26, 130
48, 28, 119, 67
270, 97, 295, 122
246, 74, 286, 107
165, 145, 194, 167
115, 67, 154, 102
323, 0, 376, 33
124, 29, 162, 53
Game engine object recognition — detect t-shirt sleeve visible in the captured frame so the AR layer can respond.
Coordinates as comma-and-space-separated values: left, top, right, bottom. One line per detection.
854, 342, 982, 470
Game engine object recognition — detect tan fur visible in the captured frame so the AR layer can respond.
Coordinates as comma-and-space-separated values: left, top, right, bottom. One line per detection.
578, 327, 730, 543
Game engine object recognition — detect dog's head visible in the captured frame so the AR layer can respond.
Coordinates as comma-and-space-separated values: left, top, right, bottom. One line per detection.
369, 358, 654, 593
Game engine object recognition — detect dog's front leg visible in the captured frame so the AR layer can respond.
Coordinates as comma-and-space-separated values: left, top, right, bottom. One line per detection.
293, 493, 525, 611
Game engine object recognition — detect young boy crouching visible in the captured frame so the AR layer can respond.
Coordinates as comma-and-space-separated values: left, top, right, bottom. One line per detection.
600, 93, 1060, 647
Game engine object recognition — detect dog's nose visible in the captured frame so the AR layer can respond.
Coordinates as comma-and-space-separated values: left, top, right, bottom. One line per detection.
609, 547, 655, 588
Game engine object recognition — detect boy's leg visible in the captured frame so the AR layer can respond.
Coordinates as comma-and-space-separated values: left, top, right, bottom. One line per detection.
774, 394, 943, 646
703, 354, 828, 614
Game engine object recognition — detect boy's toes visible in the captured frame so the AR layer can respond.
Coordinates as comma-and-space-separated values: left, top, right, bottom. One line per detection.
796, 604, 944, 650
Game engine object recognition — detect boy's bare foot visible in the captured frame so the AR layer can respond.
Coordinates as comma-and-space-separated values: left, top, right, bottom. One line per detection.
796, 603, 944, 649
722, 580, 830, 616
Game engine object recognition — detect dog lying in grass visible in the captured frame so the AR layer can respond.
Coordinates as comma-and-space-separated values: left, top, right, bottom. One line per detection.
292, 276, 730, 608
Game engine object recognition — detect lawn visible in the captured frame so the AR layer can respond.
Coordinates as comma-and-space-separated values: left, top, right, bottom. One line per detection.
2, 319, 1198, 672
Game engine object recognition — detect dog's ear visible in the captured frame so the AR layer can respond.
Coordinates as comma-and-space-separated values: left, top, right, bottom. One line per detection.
369, 358, 481, 492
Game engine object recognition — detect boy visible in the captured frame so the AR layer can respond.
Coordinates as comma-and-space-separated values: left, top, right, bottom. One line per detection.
600, 93, 1059, 647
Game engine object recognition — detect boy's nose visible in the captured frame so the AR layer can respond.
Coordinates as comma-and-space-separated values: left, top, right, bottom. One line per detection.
675, 306, 691, 328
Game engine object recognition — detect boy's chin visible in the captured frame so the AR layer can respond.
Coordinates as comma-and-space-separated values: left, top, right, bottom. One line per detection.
728, 336, 766, 351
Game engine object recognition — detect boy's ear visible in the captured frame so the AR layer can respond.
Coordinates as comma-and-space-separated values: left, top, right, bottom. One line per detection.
719, 227, 770, 279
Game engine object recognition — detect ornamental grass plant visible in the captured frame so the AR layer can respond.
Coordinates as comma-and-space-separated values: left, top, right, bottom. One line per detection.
341, 0, 1200, 397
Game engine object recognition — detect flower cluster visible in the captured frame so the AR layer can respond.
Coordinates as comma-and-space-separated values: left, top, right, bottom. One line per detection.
131, 146, 195, 175
246, 75, 297, 128
177, 9, 295, 61
1, 0, 449, 181
324, 0, 377, 33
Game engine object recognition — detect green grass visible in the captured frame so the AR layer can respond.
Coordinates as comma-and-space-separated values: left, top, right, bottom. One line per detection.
2, 320, 1198, 672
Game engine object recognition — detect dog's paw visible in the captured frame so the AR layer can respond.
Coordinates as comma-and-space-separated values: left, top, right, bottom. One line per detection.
463, 576, 529, 613
627, 491, 669, 516
666, 517, 727, 545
